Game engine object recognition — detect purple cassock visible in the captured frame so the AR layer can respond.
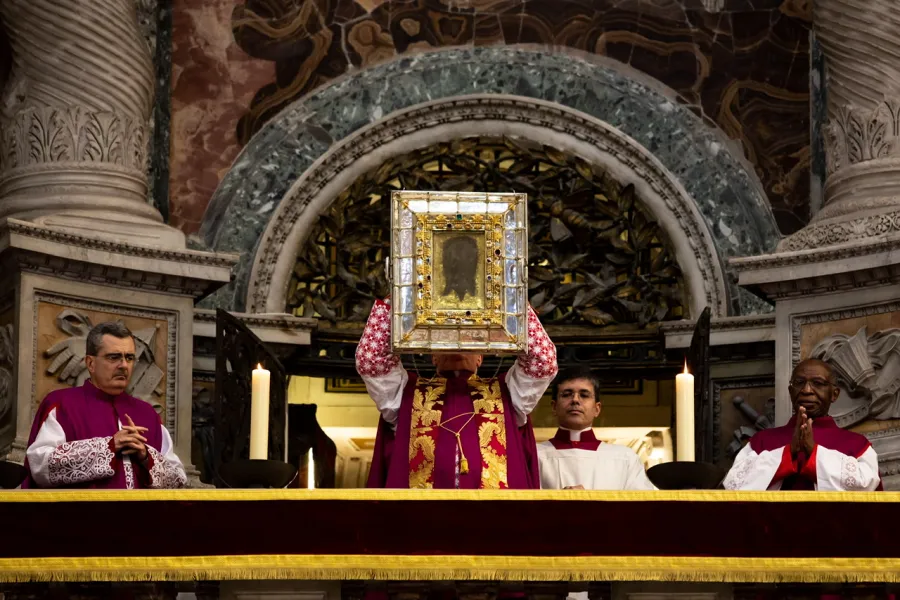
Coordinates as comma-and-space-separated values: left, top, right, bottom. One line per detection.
21, 381, 185, 489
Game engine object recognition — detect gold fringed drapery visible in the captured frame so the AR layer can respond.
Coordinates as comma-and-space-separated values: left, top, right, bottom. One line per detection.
2, 555, 900, 584
2, 489, 900, 583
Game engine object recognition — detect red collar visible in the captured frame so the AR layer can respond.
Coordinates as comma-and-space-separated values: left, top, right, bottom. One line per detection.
549, 428, 601, 451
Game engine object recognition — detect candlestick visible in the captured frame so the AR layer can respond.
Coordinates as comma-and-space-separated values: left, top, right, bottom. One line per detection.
675, 361, 695, 462
307, 448, 315, 490
249, 363, 270, 460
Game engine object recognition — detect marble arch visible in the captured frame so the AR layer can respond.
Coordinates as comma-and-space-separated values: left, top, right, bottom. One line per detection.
200, 47, 781, 315
247, 95, 727, 319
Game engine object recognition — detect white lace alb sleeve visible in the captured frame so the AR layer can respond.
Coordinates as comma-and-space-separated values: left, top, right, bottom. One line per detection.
722, 442, 786, 490
356, 299, 407, 426
815, 445, 880, 491
140, 425, 187, 489
506, 306, 558, 426
25, 408, 115, 487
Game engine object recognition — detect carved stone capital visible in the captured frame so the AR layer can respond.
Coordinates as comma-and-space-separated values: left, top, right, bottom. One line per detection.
0, 107, 148, 174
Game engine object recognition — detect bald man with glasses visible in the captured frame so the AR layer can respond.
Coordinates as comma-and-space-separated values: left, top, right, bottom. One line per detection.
22, 322, 186, 489
724, 359, 881, 491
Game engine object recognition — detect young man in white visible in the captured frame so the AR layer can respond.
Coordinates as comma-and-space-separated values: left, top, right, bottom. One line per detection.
538, 366, 655, 490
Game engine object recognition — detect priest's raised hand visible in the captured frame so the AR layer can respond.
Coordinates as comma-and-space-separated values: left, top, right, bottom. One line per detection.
537, 366, 656, 491
724, 359, 881, 491
23, 322, 187, 489
357, 298, 558, 489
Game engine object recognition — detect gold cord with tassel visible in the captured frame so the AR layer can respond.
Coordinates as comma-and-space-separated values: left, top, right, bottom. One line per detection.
439, 412, 477, 474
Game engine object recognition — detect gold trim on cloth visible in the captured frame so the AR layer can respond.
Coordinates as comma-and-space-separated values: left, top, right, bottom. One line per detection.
4, 489, 900, 503
409, 377, 447, 488
469, 375, 508, 489
2, 555, 900, 583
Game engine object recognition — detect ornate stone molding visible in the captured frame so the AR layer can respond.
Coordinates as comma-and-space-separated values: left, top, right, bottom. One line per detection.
778, 209, 900, 252
4, 219, 237, 268
247, 95, 730, 319
824, 101, 900, 177
0, 219, 238, 300
660, 315, 775, 349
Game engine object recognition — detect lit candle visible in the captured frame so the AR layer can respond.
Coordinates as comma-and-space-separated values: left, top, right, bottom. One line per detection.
307, 448, 315, 490
249, 363, 270, 460
675, 361, 695, 462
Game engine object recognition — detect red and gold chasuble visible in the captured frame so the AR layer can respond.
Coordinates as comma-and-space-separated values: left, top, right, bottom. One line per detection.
408, 375, 509, 489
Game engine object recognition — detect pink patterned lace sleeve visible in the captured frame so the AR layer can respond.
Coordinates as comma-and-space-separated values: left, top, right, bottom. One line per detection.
519, 305, 558, 379
355, 299, 400, 377
141, 446, 187, 489
47, 437, 116, 487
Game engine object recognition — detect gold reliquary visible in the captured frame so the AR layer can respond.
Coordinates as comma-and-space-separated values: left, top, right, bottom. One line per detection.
389, 190, 528, 354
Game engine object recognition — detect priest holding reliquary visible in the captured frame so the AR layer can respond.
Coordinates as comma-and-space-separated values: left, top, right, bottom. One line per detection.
356, 191, 557, 489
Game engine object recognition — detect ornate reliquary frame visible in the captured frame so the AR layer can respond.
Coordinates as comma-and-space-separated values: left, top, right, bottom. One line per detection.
390, 190, 528, 354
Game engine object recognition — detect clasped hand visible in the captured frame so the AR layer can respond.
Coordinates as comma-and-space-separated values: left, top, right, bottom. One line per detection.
113, 414, 148, 463
790, 406, 815, 456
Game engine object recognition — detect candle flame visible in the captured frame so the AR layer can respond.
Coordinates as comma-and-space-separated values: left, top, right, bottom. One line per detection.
256, 363, 263, 370
683, 360, 689, 375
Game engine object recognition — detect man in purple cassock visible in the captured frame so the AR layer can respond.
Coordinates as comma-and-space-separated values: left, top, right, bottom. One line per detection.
356, 299, 557, 489
22, 322, 186, 489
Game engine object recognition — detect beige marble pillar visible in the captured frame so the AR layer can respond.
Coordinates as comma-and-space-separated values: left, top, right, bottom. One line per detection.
0, 0, 184, 248
779, 0, 900, 251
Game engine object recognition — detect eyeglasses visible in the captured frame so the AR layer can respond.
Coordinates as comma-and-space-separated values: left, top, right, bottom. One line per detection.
95, 353, 136, 365
789, 378, 833, 392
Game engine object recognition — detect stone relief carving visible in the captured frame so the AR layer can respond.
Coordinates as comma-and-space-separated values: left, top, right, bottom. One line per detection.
44, 309, 166, 417
0, 323, 15, 455
811, 326, 900, 424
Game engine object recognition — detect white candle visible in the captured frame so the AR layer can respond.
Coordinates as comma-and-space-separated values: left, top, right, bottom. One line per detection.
307, 448, 315, 490
675, 361, 695, 462
249, 363, 270, 460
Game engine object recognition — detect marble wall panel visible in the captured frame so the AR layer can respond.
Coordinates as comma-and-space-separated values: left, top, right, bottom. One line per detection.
169, 0, 811, 236
169, 0, 275, 233
715, 380, 775, 470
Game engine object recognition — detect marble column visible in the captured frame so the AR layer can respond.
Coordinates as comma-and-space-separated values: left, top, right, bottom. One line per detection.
0, 0, 184, 248
779, 0, 900, 251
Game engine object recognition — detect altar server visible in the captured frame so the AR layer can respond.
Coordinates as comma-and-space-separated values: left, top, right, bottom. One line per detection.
538, 366, 655, 491
724, 359, 880, 491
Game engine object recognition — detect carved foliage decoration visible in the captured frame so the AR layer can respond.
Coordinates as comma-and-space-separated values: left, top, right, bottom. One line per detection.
287, 136, 684, 330
825, 100, 900, 176
0, 107, 147, 173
